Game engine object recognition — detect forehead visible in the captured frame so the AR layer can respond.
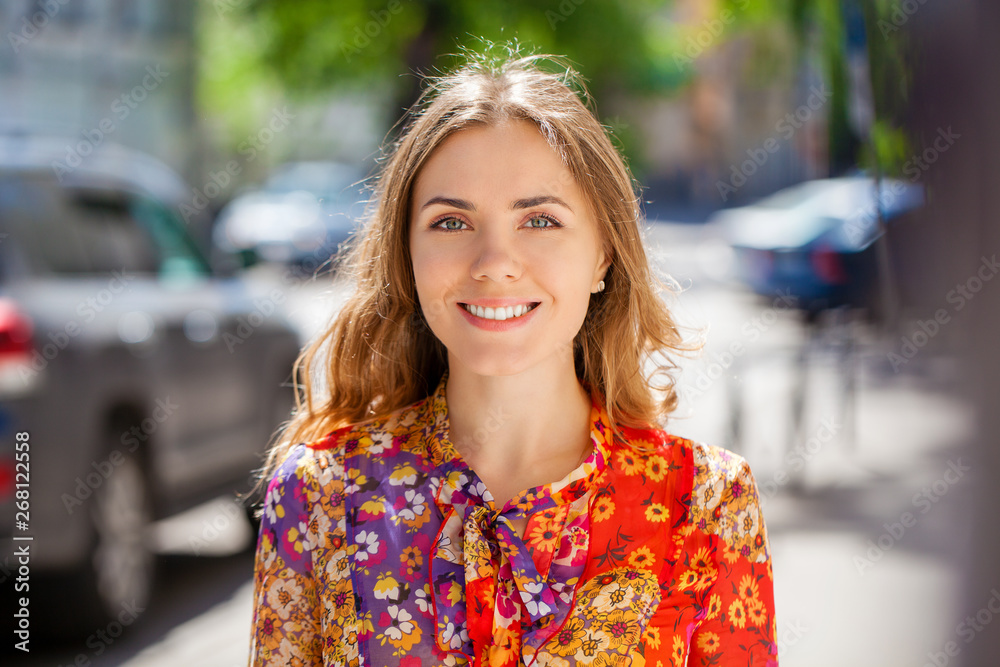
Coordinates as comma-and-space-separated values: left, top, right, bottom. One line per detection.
412, 120, 584, 204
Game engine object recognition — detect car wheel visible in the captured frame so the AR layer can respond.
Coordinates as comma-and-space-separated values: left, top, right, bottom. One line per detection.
86, 449, 155, 619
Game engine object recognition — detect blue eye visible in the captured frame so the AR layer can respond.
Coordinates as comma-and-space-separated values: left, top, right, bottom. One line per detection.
526, 215, 560, 229
432, 217, 467, 231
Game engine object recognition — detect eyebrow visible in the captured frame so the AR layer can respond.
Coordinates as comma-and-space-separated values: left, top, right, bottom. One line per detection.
512, 195, 572, 212
419, 194, 572, 212
420, 196, 476, 212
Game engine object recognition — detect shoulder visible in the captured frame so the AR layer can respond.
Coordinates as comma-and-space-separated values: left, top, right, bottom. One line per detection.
610, 424, 770, 562
688, 441, 770, 563
612, 422, 696, 459
265, 390, 438, 504
690, 441, 756, 498
304, 392, 434, 462
608, 423, 754, 483
257, 443, 349, 577
268, 441, 344, 498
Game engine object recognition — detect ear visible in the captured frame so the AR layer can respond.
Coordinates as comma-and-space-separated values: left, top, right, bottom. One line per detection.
592, 245, 612, 291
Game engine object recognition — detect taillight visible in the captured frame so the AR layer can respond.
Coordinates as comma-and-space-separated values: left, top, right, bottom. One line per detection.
0, 298, 37, 396
811, 246, 848, 285
0, 459, 12, 501
0, 299, 33, 357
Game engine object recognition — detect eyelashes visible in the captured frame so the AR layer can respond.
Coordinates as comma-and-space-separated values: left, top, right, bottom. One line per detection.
429, 216, 469, 231
523, 212, 562, 229
428, 212, 564, 232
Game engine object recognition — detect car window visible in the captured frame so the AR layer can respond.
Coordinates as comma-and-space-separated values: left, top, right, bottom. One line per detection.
69, 189, 161, 274
129, 196, 211, 281
0, 172, 211, 280
0, 173, 93, 275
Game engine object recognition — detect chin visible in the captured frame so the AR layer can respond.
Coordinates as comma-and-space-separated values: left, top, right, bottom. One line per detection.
448, 347, 540, 378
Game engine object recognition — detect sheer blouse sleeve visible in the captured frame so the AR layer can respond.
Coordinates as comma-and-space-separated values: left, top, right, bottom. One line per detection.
688, 450, 778, 666
249, 444, 327, 666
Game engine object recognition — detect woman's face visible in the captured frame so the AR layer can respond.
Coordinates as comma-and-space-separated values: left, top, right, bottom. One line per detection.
409, 120, 610, 377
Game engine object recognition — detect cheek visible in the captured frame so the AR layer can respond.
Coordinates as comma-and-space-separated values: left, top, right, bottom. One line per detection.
529, 243, 599, 293
410, 248, 461, 329
413, 249, 455, 291
409, 236, 441, 293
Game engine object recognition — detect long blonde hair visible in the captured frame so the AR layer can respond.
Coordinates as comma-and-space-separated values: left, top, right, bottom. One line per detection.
260, 51, 693, 482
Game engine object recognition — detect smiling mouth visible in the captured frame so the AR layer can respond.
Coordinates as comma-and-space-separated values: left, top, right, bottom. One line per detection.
461, 303, 539, 321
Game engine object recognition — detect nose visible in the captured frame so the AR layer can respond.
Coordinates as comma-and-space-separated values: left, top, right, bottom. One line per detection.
470, 228, 522, 282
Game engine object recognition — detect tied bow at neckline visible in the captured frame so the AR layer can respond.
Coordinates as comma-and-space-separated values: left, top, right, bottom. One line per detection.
423, 378, 617, 659
457, 504, 558, 622
430, 499, 568, 661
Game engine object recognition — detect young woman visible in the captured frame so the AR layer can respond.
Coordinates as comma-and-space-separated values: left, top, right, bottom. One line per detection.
250, 53, 777, 667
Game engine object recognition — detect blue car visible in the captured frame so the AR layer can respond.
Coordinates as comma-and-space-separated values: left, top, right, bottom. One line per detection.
715, 176, 923, 315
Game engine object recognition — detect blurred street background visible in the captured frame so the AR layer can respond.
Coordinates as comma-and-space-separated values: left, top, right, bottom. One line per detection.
2, 0, 999, 665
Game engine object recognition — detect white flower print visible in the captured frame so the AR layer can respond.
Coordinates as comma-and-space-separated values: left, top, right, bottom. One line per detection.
367, 431, 392, 455
297, 519, 317, 551
700, 475, 726, 511
397, 490, 427, 522
591, 581, 633, 611
731, 506, 760, 542
266, 578, 303, 620
414, 583, 431, 614
355, 530, 380, 562
384, 605, 415, 640
439, 619, 469, 649
521, 580, 554, 618
264, 485, 282, 525
309, 508, 332, 546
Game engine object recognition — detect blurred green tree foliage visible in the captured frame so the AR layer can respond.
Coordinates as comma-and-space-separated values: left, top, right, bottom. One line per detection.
202, 0, 686, 120
200, 0, 913, 179
718, 0, 914, 177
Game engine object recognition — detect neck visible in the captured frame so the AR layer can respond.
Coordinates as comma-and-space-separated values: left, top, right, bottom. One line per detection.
444, 356, 594, 503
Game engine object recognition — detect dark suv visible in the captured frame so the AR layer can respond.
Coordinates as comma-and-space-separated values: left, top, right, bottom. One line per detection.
0, 136, 301, 632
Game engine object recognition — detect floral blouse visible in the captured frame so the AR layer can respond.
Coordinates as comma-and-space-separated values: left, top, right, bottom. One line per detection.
250, 376, 777, 666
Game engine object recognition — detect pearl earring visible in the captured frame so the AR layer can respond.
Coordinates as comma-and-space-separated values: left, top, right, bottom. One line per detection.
596, 280, 605, 293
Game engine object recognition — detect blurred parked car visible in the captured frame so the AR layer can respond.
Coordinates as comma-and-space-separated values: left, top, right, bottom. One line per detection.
0, 135, 301, 634
213, 160, 367, 276
714, 175, 923, 316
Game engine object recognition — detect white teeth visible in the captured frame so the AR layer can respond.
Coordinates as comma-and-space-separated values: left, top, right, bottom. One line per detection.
463, 303, 536, 320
